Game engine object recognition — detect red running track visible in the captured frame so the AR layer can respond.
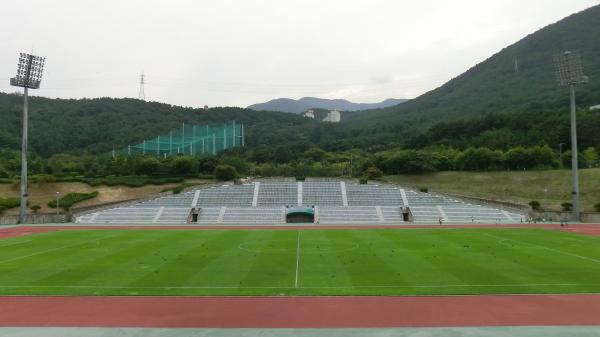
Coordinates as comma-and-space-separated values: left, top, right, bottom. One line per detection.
1, 294, 600, 328
1, 223, 600, 239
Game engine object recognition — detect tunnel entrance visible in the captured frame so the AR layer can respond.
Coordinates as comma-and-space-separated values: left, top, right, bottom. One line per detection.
286, 207, 315, 223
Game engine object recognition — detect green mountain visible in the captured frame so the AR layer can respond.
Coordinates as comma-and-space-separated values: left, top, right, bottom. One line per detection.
343, 5, 600, 130
0, 93, 320, 157
248, 97, 407, 113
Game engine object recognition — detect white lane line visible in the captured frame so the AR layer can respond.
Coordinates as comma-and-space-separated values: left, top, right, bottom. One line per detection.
295, 230, 301, 288
0, 240, 32, 248
1, 283, 599, 290
0, 235, 116, 265
484, 233, 600, 264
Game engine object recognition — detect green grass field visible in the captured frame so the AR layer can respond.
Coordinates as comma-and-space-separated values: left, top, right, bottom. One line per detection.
0, 228, 599, 296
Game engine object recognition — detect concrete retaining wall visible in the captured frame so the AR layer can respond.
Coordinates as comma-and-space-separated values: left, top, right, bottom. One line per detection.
0, 214, 67, 225
532, 210, 600, 223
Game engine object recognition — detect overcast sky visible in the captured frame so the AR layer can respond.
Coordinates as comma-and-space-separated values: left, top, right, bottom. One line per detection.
0, 0, 597, 108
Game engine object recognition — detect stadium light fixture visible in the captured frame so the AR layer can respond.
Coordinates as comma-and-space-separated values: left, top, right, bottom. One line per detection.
10, 53, 46, 224
554, 51, 588, 222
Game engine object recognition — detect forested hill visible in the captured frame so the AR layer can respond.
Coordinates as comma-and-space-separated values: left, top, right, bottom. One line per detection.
343, 5, 600, 129
0, 93, 320, 157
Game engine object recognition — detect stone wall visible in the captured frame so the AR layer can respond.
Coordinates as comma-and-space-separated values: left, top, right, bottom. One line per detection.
0, 214, 67, 225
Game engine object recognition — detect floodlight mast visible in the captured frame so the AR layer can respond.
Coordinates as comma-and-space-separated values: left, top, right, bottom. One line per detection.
554, 51, 588, 222
10, 53, 45, 224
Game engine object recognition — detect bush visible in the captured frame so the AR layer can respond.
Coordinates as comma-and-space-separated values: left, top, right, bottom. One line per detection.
71, 176, 184, 187
455, 147, 504, 171
561, 202, 573, 212
365, 166, 383, 180
30, 174, 56, 183
48, 191, 99, 210
199, 156, 219, 175
169, 156, 199, 178
359, 176, 368, 184
164, 182, 202, 194
214, 165, 238, 181
419, 187, 429, 193
595, 203, 600, 213
30, 205, 41, 213
0, 197, 20, 213
529, 200, 541, 211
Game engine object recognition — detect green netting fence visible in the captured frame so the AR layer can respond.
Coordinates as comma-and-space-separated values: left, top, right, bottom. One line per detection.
117, 121, 243, 157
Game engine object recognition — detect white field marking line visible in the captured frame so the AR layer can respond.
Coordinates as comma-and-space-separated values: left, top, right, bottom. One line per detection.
0, 240, 32, 248
2, 283, 600, 290
295, 230, 301, 288
484, 233, 600, 264
0, 234, 117, 265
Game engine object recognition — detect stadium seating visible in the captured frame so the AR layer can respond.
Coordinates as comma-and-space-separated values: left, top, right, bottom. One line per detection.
257, 182, 298, 206
303, 182, 343, 206
346, 184, 404, 206
75, 180, 524, 225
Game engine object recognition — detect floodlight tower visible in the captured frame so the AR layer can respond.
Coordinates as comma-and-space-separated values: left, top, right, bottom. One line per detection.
554, 51, 588, 222
10, 53, 45, 224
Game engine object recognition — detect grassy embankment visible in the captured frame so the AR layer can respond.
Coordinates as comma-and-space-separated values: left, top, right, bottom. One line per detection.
0, 179, 213, 214
386, 168, 600, 212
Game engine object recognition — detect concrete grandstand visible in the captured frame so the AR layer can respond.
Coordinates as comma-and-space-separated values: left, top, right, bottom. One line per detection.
75, 179, 524, 225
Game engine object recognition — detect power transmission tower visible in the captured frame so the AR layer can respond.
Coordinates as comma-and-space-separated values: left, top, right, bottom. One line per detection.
138, 72, 146, 101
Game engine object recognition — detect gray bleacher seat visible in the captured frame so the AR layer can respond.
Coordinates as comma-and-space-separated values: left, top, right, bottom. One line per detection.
75, 179, 524, 225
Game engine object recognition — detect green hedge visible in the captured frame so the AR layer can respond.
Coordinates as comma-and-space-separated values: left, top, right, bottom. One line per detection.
54, 176, 184, 187
0, 197, 20, 213
48, 191, 99, 210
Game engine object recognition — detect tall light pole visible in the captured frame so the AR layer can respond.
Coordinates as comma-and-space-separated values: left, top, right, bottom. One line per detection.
10, 53, 45, 224
554, 51, 588, 222
56, 192, 60, 215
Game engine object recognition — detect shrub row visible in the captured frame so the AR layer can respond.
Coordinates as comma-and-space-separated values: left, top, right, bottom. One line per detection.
0, 197, 20, 213
48, 191, 99, 210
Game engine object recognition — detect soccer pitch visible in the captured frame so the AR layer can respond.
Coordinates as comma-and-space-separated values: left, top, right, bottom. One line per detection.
0, 228, 599, 296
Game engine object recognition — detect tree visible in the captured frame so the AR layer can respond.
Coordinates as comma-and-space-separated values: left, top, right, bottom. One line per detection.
135, 157, 161, 176
583, 147, 599, 168
506, 147, 530, 170
364, 166, 383, 180
455, 147, 504, 171
214, 165, 238, 181
198, 156, 218, 174
169, 156, 198, 177
528, 200, 541, 211
561, 202, 573, 212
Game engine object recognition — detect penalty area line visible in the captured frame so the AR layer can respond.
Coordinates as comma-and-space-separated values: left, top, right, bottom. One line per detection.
484, 233, 600, 264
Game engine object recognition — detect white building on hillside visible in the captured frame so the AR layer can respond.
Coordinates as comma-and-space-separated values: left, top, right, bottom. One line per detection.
323, 110, 341, 123
303, 109, 315, 119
